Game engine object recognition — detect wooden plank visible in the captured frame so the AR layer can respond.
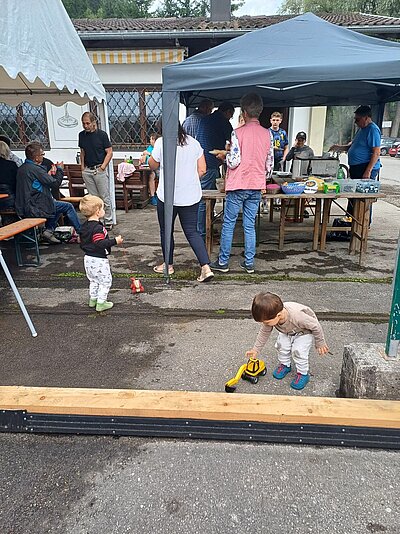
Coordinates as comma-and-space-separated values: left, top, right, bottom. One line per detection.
0, 386, 399, 429
60, 197, 83, 204
0, 218, 46, 241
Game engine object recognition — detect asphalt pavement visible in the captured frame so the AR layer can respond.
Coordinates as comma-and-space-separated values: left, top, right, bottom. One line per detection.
0, 156, 399, 533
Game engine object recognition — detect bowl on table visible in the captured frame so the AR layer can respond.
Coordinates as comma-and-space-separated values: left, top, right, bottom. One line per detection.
273, 172, 295, 185
280, 182, 306, 195
266, 183, 281, 194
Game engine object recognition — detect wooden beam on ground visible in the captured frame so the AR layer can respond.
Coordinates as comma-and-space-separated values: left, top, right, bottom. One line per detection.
0, 386, 399, 429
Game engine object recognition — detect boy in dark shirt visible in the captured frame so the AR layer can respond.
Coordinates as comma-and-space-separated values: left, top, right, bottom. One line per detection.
79, 195, 123, 312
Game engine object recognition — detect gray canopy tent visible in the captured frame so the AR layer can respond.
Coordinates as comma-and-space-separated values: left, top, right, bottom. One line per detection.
160, 12, 400, 276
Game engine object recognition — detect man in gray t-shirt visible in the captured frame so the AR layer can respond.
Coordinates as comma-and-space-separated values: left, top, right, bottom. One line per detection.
79, 112, 113, 229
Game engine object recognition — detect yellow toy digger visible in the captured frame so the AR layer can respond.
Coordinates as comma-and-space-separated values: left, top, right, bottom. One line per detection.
225, 357, 267, 393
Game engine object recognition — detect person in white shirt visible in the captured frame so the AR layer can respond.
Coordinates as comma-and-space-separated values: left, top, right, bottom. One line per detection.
149, 123, 214, 283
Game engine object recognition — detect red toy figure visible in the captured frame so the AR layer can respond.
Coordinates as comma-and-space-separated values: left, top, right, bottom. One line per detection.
130, 277, 144, 293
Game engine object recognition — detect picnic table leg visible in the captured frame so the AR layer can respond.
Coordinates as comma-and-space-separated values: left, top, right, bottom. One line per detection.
313, 198, 322, 251
319, 198, 332, 250
279, 199, 287, 250
205, 198, 213, 257
359, 199, 372, 267
0, 250, 38, 337
350, 199, 361, 255
269, 199, 274, 223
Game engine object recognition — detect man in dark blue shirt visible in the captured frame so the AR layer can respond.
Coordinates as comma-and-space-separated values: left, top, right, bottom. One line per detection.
196, 101, 234, 240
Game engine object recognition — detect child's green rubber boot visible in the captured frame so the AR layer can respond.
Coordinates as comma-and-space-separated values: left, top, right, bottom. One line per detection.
89, 298, 97, 308
96, 301, 114, 312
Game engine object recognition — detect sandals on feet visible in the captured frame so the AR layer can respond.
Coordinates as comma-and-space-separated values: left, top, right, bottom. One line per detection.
153, 264, 174, 275
197, 271, 215, 283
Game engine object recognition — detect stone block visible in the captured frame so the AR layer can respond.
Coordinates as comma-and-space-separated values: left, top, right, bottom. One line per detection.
340, 343, 400, 400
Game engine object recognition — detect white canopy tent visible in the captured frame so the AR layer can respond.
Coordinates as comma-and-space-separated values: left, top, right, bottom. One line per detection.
0, 0, 105, 105
0, 0, 116, 222
0, 0, 112, 336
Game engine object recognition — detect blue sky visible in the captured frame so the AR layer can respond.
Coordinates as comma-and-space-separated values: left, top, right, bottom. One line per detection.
235, 0, 282, 15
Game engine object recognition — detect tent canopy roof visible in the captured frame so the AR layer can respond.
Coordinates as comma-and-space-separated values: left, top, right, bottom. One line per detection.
0, 0, 105, 107
163, 12, 400, 108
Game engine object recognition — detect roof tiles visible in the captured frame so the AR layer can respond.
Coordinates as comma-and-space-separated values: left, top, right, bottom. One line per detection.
73, 13, 400, 33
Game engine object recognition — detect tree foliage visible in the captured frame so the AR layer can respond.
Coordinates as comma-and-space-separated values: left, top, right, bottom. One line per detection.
61, 0, 154, 18
279, 0, 399, 17
62, 0, 245, 18
155, 0, 244, 17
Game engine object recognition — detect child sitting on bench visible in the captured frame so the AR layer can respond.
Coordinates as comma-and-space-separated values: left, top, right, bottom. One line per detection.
79, 195, 123, 312
246, 292, 329, 390
140, 133, 159, 206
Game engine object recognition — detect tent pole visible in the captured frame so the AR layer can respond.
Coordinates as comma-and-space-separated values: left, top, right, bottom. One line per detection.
161, 90, 180, 281
0, 250, 37, 337
97, 99, 116, 225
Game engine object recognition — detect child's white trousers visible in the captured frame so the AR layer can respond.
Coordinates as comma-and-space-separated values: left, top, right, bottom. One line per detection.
84, 255, 112, 303
275, 332, 314, 375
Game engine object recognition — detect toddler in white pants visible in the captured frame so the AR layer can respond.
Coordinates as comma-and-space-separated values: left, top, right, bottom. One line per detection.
79, 195, 123, 312
246, 292, 329, 390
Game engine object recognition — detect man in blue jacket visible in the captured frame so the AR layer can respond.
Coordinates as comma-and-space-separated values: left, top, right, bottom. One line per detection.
15, 142, 81, 244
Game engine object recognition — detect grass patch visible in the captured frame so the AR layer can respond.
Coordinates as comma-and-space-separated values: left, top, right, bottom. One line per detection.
55, 271, 392, 284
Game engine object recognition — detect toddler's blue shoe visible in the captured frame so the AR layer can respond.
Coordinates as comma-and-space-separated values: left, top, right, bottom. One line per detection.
272, 364, 291, 380
149, 195, 158, 206
290, 372, 310, 390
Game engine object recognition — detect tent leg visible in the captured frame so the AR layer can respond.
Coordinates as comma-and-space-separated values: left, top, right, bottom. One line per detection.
97, 100, 116, 225
0, 250, 37, 337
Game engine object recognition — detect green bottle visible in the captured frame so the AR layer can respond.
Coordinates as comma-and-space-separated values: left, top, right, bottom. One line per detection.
336, 166, 345, 180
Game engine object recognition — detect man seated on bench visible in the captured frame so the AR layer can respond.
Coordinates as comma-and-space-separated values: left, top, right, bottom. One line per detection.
15, 142, 81, 244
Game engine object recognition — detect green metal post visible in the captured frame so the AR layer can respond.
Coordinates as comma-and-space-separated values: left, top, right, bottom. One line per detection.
386, 231, 400, 358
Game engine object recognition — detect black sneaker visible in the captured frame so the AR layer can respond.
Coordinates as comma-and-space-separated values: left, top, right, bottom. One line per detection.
239, 260, 255, 274
209, 260, 229, 273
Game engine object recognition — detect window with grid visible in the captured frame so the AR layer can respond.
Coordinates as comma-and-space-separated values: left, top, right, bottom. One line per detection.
0, 102, 50, 149
105, 86, 162, 150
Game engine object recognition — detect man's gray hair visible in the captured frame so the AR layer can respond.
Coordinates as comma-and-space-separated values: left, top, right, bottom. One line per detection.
0, 140, 10, 159
240, 93, 263, 119
82, 111, 97, 123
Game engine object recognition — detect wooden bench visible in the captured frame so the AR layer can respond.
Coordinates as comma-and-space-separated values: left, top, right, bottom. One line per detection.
64, 163, 151, 211
64, 164, 86, 198
0, 218, 46, 266
59, 196, 83, 205
114, 168, 150, 211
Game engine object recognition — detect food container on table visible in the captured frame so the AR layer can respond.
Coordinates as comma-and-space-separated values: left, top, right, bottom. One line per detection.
355, 180, 381, 194
266, 183, 281, 194
304, 179, 318, 194
338, 179, 356, 193
273, 172, 294, 185
323, 182, 340, 194
280, 182, 306, 195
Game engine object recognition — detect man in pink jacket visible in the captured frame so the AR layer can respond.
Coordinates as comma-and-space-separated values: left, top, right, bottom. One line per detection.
210, 93, 273, 274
